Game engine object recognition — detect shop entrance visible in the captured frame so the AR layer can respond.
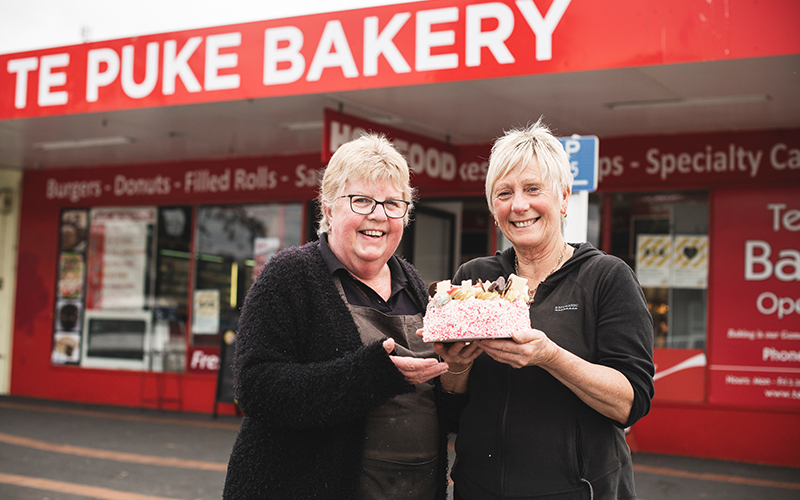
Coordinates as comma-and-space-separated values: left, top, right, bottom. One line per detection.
398, 204, 456, 285
399, 198, 494, 286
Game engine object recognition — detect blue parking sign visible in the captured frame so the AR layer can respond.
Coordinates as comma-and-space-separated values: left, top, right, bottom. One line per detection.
558, 136, 598, 192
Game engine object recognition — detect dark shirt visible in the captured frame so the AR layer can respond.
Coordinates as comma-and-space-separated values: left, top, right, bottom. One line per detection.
318, 233, 422, 316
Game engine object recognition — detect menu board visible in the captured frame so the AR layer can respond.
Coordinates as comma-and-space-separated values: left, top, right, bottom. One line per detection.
709, 188, 800, 408
85, 207, 156, 310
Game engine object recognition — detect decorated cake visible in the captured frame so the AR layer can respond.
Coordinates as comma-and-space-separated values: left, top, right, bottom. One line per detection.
422, 275, 531, 342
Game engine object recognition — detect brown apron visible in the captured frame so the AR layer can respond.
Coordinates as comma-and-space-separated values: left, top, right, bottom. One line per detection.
333, 276, 440, 500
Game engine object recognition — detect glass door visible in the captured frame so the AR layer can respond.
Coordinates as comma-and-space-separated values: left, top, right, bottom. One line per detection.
398, 203, 459, 286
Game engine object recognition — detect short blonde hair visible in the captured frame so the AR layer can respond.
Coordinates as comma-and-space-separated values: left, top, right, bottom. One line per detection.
484, 118, 573, 215
317, 133, 415, 235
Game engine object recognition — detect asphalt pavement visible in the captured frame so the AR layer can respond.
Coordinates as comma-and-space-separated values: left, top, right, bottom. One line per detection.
0, 395, 797, 500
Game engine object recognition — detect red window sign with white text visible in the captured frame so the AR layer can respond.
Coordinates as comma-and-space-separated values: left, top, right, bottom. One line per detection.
709, 188, 800, 408
27, 153, 323, 207
187, 346, 220, 374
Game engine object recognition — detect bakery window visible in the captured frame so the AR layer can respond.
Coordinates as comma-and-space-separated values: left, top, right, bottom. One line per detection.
51, 203, 303, 372
609, 191, 709, 349
52, 206, 193, 371
190, 203, 303, 348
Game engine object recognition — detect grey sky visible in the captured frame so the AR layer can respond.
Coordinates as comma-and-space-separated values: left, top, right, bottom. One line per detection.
0, 0, 418, 55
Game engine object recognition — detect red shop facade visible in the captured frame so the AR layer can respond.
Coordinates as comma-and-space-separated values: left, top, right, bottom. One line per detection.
2, 0, 798, 467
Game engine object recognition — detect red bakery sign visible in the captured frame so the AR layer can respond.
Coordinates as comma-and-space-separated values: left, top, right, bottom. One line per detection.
3, 0, 798, 120
597, 128, 800, 190
28, 153, 324, 207
709, 188, 800, 408
322, 109, 485, 196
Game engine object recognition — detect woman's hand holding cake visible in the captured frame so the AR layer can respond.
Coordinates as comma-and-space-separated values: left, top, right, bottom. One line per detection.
382, 337, 449, 385
479, 328, 559, 369
414, 330, 482, 394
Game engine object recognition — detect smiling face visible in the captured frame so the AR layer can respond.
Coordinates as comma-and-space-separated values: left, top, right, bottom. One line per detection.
491, 158, 569, 254
325, 179, 406, 278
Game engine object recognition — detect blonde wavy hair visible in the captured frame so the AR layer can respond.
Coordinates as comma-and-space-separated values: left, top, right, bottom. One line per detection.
317, 133, 415, 235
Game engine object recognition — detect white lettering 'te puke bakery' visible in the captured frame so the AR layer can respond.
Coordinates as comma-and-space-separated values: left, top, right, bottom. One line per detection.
6, 0, 570, 110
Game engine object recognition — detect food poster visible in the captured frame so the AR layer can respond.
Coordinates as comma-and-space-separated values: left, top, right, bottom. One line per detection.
52, 298, 83, 364
85, 207, 156, 310
671, 235, 709, 289
60, 209, 88, 252
58, 253, 84, 299
635, 235, 672, 287
709, 188, 800, 408
635, 234, 708, 289
52, 209, 88, 364
192, 289, 221, 334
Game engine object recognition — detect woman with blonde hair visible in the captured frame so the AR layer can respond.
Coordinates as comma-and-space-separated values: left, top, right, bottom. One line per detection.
224, 133, 450, 499
433, 119, 655, 499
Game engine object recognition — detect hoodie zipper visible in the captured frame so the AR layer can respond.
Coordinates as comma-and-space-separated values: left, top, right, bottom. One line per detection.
499, 364, 512, 498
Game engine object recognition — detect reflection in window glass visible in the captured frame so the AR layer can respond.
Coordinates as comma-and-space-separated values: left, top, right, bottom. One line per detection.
52, 206, 194, 372
153, 206, 193, 372
192, 204, 303, 347
611, 191, 709, 349
51, 202, 304, 371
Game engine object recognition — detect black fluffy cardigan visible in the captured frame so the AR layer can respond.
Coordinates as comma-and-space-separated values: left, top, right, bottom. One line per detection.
223, 240, 448, 499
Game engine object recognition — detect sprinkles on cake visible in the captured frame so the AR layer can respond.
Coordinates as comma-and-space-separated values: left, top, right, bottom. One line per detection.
422, 275, 531, 342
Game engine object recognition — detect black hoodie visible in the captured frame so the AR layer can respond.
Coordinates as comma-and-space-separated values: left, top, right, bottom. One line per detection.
448, 242, 655, 500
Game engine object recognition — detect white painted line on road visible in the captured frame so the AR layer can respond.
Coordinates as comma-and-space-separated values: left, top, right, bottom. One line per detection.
0, 472, 181, 500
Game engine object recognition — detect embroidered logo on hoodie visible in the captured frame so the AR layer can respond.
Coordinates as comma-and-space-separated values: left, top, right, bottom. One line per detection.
554, 303, 578, 312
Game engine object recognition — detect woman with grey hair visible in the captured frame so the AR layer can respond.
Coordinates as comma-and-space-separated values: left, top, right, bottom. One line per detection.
431, 119, 655, 499
224, 133, 451, 499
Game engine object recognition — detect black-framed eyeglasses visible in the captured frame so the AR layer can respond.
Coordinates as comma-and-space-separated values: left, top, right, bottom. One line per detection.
339, 194, 410, 218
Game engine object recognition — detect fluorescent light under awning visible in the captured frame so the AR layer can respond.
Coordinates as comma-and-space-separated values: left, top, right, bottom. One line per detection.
33, 136, 136, 150
604, 94, 771, 110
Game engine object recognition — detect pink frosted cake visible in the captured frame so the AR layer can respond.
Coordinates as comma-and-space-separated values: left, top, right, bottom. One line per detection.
423, 275, 531, 342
